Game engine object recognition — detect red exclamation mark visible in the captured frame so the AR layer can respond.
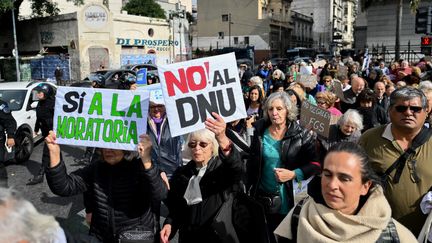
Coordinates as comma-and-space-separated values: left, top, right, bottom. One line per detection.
204, 61, 210, 84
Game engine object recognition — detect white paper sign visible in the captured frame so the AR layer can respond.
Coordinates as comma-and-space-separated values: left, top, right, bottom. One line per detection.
158, 53, 247, 137
138, 83, 164, 105
53, 87, 149, 151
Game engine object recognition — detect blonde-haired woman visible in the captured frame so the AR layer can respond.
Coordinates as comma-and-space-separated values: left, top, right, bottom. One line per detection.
315, 91, 342, 116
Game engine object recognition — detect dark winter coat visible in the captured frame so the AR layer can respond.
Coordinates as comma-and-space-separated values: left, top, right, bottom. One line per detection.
35, 97, 55, 138
147, 117, 183, 178
46, 158, 167, 243
164, 148, 243, 243
247, 119, 320, 209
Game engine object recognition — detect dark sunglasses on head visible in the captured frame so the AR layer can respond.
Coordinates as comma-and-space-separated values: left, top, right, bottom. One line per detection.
188, 141, 209, 149
394, 105, 423, 113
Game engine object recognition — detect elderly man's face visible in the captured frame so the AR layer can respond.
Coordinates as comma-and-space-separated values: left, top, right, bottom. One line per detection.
390, 97, 427, 132
351, 78, 365, 95
374, 82, 385, 98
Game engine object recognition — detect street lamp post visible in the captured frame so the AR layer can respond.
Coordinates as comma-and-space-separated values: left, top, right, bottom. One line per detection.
11, 3, 20, 82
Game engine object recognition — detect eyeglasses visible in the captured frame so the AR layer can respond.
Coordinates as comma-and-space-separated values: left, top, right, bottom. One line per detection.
317, 101, 327, 105
187, 141, 210, 149
394, 105, 423, 113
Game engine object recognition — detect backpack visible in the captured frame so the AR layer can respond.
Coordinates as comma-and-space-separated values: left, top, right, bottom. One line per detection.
291, 198, 400, 242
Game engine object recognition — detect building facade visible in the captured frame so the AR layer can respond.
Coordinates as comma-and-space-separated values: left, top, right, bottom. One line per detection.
354, 0, 430, 58
291, 0, 357, 53
193, 0, 293, 62
1, 3, 176, 81
289, 11, 314, 48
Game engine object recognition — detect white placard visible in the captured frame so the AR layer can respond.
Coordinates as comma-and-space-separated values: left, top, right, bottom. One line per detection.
158, 53, 247, 137
53, 87, 149, 151
138, 83, 164, 105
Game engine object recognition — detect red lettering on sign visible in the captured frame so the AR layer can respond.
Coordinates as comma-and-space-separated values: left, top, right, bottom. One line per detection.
165, 70, 188, 97
186, 66, 207, 91
164, 62, 210, 97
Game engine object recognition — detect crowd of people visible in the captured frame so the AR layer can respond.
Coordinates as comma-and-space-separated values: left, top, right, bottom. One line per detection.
2, 54, 432, 243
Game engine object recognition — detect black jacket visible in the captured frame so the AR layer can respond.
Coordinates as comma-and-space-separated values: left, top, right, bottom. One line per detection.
247, 119, 320, 209
147, 117, 183, 177
46, 158, 167, 243
35, 97, 55, 137
164, 148, 243, 243
0, 100, 16, 139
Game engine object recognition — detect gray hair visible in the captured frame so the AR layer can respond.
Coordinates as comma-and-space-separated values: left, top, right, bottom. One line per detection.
185, 129, 219, 157
419, 81, 432, 91
338, 109, 364, 131
389, 86, 427, 109
263, 92, 298, 122
0, 188, 63, 243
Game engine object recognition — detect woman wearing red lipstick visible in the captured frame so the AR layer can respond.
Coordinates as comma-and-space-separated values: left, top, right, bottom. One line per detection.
274, 142, 416, 243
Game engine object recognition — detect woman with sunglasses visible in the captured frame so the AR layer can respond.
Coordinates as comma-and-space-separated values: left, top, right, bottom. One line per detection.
160, 112, 243, 243
247, 92, 320, 243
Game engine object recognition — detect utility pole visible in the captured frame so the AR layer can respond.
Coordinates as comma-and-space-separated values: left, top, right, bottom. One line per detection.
229, 13, 232, 47
11, 3, 20, 82
395, 0, 403, 61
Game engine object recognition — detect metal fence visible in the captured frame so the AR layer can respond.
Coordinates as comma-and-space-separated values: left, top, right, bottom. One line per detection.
369, 42, 425, 63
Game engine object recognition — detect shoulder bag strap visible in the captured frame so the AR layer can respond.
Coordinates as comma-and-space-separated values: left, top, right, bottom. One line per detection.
383, 127, 432, 184
291, 197, 308, 241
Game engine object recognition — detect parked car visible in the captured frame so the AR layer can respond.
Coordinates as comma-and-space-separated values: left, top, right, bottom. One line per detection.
121, 63, 159, 83
0, 81, 57, 163
84, 69, 136, 88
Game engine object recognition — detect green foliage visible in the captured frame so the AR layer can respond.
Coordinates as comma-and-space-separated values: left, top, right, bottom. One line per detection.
0, 0, 83, 17
361, 0, 421, 13
122, 0, 166, 19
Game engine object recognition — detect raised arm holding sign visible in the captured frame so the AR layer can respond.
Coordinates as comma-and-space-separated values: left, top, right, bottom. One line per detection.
158, 53, 247, 137
53, 87, 149, 151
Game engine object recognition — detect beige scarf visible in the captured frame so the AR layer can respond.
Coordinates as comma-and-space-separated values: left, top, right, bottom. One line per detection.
276, 186, 392, 243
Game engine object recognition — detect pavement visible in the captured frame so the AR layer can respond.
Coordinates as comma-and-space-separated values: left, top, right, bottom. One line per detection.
5, 140, 178, 242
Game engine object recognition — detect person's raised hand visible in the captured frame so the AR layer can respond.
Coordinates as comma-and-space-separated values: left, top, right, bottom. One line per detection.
45, 131, 61, 167
138, 134, 152, 169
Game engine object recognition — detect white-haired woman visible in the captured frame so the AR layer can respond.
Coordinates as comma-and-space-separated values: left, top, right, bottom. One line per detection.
318, 109, 364, 161
0, 188, 67, 243
247, 92, 320, 243
160, 112, 243, 243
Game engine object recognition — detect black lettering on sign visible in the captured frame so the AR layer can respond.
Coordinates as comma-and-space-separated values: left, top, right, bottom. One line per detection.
224, 69, 236, 84
197, 91, 219, 122
176, 97, 199, 128
217, 88, 236, 116
63, 92, 79, 112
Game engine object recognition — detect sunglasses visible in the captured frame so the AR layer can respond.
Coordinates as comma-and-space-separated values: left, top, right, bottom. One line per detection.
394, 105, 423, 113
150, 105, 165, 109
188, 141, 210, 149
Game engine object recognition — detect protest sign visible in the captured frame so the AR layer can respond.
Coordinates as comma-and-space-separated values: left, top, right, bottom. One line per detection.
138, 83, 164, 104
136, 68, 148, 85
299, 66, 313, 75
312, 59, 327, 69
158, 53, 247, 137
297, 74, 318, 89
299, 101, 340, 138
53, 87, 150, 151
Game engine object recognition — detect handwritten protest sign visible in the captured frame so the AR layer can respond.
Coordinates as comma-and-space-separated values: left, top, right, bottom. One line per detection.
53, 87, 149, 151
138, 83, 164, 104
158, 53, 247, 137
299, 101, 340, 138
297, 74, 318, 89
